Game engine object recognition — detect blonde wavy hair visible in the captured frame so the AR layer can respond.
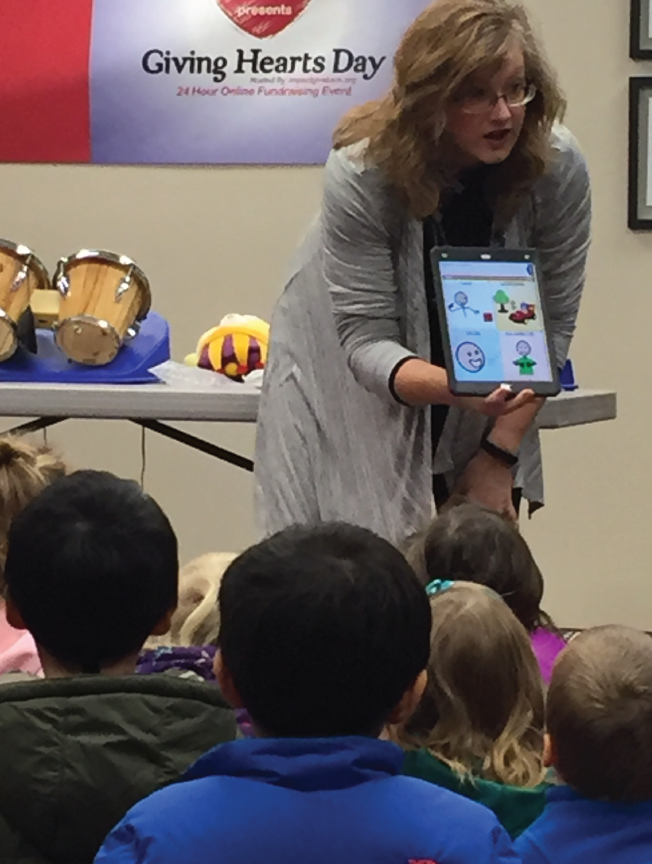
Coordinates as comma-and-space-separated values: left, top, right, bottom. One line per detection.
395, 582, 545, 787
333, 0, 566, 221
146, 552, 237, 648
0, 436, 67, 594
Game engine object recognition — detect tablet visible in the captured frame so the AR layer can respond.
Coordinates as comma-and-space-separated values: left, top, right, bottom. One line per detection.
432, 247, 560, 397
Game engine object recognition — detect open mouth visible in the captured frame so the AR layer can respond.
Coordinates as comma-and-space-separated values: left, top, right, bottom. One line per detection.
469, 358, 483, 369
484, 129, 511, 143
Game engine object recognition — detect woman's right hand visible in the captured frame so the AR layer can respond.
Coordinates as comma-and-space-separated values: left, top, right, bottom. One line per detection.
391, 359, 535, 416
453, 386, 536, 418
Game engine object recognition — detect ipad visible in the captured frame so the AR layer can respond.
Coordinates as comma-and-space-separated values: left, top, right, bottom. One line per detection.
432, 247, 560, 397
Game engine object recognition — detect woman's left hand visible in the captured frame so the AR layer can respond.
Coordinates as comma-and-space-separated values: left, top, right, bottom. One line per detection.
452, 450, 517, 522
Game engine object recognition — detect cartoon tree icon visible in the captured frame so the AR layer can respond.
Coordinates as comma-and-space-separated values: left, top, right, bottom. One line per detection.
493, 289, 510, 313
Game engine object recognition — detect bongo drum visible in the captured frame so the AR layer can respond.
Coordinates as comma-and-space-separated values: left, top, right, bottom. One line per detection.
0, 240, 50, 361
54, 250, 151, 366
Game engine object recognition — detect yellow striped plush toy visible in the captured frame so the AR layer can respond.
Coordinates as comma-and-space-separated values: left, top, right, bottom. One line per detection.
184, 314, 270, 382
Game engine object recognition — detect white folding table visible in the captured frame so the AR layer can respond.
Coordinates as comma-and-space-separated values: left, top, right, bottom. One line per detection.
0, 381, 617, 473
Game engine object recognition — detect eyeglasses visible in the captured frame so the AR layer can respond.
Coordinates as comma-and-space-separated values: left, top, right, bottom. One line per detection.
456, 82, 537, 115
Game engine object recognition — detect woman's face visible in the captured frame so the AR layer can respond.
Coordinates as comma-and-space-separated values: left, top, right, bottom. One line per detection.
444, 48, 528, 167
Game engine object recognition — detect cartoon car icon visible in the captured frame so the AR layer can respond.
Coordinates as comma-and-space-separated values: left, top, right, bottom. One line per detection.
509, 303, 536, 324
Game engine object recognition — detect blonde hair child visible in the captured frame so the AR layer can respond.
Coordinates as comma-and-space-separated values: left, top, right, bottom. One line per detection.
396, 582, 548, 838
403, 501, 566, 683
138, 552, 249, 734
0, 436, 66, 676
515, 626, 652, 864
146, 552, 237, 649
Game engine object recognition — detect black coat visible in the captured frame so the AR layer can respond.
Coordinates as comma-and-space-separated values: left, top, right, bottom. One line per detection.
0, 673, 237, 864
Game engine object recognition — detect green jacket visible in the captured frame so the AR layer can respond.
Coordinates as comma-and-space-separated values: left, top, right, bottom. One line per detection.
402, 748, 549, 839
0, 673, 237, 864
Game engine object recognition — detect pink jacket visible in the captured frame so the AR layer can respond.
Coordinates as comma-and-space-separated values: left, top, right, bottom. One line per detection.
0, 605, 42, 676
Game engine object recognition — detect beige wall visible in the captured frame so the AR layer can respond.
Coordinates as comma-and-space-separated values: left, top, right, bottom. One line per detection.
0, 0, 645, 627
518, 0, 649, 628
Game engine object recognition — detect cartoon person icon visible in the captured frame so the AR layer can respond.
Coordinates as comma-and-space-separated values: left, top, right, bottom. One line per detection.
513, 339, 536, 376
448, 290, 479, 317
456, 341, 485, 373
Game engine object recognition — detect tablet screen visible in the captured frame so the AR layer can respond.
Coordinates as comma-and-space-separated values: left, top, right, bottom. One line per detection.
437, 256, 555, 386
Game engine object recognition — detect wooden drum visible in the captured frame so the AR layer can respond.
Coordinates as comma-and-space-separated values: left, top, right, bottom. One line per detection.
54, 250, 151, 366
0, 240, 50, 361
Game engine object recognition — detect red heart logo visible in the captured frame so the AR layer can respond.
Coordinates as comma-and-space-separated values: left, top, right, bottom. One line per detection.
217, 0, 311, 39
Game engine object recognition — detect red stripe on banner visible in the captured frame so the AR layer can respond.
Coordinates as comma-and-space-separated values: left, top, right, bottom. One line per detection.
0, 0, 93, 163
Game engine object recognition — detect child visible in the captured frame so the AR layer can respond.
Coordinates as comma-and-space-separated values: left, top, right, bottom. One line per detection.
0, 470, 236, 864
138, 552, 237, 679
146, 552, 237, 649
405, 501, 565, 682
515, 625, 652, 864
397, 582, 549, 838
95, 522, 519, 864
136, 552, 255, 735
0, 435, 66, 676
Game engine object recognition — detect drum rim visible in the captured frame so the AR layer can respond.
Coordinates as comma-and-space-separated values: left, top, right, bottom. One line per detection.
55, 314, 121, 366
0, 239, 51, 292
54, 249, 152, 321
0, 308, 19, 361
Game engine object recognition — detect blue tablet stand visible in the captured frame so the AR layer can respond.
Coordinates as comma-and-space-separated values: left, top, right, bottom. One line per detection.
0, 312, 170, 384
559, 359, 578, 392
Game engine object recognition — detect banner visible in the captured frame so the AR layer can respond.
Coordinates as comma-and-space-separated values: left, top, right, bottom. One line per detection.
0, 0, 93, 164
0, 0, 431, 165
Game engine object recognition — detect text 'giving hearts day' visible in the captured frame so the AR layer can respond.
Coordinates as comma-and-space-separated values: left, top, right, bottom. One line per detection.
139, 1, 388, 86
141, 48, 387, 83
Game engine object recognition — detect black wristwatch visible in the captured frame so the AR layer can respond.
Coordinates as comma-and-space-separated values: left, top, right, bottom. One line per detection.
480, 434, 518, 468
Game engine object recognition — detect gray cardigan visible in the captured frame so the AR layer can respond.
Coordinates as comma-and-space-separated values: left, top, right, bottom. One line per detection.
255, 126, 591, 543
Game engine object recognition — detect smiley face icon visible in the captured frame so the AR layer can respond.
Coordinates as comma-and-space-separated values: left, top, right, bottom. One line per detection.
456, 341, 486, 373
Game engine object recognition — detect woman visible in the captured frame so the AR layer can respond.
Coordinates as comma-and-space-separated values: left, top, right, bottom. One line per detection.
255, 0, 591, 542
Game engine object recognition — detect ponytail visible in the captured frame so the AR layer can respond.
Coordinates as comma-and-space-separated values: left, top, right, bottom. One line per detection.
0, 436, 67, 594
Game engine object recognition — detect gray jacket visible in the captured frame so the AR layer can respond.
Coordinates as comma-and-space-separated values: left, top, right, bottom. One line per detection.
255, 127, 591, 543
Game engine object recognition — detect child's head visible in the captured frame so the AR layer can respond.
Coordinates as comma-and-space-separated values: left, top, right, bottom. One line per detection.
147, 552, 237, 649
397, 582, 545, 787
0, 436, 66, 595
547, 625, 652, 802
405, 501, 545, 632
4, 469, 178, 675
216, 522, 431, 738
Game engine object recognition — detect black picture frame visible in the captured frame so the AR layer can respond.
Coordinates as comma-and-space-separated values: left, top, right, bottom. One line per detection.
628, 78, 652, 230
631, 0, 652, 59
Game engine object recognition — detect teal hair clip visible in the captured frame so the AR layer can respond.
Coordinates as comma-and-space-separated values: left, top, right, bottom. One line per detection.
425, 578, 455, 597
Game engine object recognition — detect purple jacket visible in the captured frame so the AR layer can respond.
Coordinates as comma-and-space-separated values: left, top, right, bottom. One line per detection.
136, 645, 254, 737
531, 628, 566, 684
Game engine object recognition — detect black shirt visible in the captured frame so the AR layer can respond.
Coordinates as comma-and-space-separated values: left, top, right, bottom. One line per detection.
423, 167, 496, 473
